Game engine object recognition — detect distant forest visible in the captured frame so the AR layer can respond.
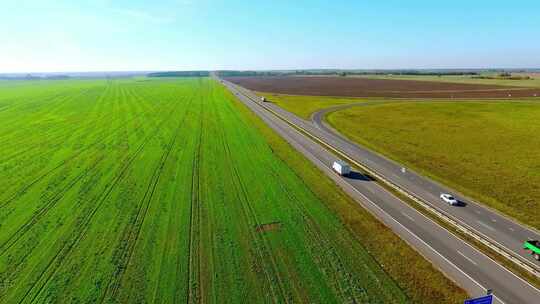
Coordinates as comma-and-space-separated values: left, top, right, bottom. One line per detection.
147, 71, 210, 77
217, 70, 480, 77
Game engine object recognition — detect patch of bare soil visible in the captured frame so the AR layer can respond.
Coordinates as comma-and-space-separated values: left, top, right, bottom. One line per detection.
226, 76, 540, 98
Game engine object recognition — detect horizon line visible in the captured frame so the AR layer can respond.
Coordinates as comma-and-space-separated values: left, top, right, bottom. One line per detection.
2, 67, 540, 76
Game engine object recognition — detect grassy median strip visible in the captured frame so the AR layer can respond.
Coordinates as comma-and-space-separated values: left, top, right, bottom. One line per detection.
259, 92, 369, 119
231, 88, 468, 303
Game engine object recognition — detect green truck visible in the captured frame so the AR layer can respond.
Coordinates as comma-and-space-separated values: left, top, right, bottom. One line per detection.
523, 240, 540, 260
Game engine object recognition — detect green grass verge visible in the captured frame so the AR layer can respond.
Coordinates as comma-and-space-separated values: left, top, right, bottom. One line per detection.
233, 89, 468, 303
326, 100, 540, 230
259, 92, 368, 119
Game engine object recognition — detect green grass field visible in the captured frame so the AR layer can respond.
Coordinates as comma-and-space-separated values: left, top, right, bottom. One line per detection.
0, 77, 468, 303
327, 101, 540, 229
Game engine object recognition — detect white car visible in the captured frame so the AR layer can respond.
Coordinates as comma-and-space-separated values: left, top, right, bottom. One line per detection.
440, 193, 458, 206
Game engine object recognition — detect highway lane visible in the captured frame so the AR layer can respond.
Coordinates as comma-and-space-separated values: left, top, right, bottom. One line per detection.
231, 83, 540, 270
219, 78, 540, 304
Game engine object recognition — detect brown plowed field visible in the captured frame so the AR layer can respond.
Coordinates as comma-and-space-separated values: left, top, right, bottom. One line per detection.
226, 76, 540, 98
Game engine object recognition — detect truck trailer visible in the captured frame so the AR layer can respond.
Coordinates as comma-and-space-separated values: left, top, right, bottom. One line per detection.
332, 161, 351, 176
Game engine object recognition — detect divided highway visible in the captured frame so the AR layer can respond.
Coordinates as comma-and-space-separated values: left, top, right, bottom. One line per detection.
219, 77, 540, 304
241, 88, 540, 272
310, 103, 540, 269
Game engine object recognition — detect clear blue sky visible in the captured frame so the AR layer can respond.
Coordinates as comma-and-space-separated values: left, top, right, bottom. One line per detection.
2, 0, 539, 73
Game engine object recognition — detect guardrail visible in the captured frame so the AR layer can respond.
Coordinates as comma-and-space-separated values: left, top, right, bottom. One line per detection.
223, 79, 540, 279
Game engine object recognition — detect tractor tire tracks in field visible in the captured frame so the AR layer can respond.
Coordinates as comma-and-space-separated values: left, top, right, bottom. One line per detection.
100, 97, 194, 303
214, 99, 289, 303
11, 98, 183, 304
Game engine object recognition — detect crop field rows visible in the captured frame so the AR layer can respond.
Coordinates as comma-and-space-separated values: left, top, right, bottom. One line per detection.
0, 78, 408, 303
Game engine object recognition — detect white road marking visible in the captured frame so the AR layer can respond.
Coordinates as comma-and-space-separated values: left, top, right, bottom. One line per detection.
401, 212, 414, 221
509, 227, 515, 232
477, 221, 496, 231
457, 250, 478, 266
475, 210, 482, 215
492, 219, 497, 223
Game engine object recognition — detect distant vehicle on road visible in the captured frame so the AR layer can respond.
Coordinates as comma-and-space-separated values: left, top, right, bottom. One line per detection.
261, 96, 267, 102
524, 240, 540, 260
332, 160, 351, 176
440, 193, 458, 206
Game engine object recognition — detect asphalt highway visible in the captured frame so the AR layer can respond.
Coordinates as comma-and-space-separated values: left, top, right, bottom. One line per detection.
219, 77, 540, 304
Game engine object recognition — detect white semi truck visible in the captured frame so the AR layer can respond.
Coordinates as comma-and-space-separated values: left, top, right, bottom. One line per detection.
332, 160, 351, 176
261, 96, 267, 102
